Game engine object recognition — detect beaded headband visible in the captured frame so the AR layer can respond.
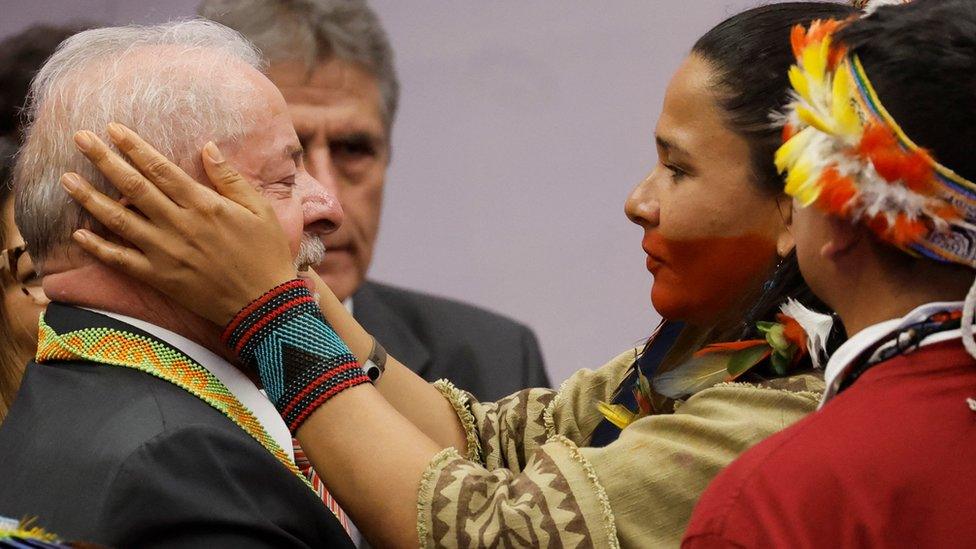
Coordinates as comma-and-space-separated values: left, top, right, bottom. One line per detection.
775, 19, 976, 267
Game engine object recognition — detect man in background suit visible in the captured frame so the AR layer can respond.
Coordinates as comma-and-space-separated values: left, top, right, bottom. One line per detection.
0, 21, 352, 546
200, 0, 550, 400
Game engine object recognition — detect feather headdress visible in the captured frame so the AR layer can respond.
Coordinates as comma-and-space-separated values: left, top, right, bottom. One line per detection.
776, 20, 976, 266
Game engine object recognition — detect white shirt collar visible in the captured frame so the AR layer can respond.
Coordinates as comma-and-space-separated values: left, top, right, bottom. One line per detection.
83, 308, 295, 462
821, 301, 964, 407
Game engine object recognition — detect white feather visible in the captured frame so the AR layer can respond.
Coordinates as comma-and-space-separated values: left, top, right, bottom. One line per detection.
861, 0, 912, 16
779, 298, 835, 369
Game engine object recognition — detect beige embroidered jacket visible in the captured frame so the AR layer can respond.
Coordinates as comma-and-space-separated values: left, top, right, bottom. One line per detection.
418, 348, 824, 548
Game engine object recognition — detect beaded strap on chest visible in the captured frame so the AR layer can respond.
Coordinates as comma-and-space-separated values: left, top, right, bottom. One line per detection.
34, 316, 314, 492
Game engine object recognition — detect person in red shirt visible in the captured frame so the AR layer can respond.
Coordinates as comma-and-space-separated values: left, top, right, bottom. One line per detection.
683, 0, 976, 547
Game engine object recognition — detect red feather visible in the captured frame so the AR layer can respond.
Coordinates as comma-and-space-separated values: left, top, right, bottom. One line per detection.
858, 124, 936, 192
782, 122, 797, 143
816, 167, 858, 215
777, 313, 808, 354
694, 339, 768, 357
790, 24, 806, 58
868, 213, 890, 236
891, 215, 928, 246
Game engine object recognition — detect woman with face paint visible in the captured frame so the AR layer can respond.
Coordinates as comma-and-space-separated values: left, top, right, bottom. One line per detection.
60, 2, 856, 547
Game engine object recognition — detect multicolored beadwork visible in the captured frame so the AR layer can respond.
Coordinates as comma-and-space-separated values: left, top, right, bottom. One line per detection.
222, 279, 370, 433
34, 315, 314, 492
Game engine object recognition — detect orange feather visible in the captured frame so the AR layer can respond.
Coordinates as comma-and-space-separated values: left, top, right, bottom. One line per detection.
890, 215, 928, 246
858, 124, 936, 192
934, 203, 961, 221
782, 122, 797, 143
816, 167, 858, 215
777, 313, 808, 354
868, 213, 890, 236
694, 339, 768, 357
790, 24, 807, 59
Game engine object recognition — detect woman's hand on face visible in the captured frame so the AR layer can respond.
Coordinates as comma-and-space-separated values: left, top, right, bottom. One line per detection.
63, 123, 298, 326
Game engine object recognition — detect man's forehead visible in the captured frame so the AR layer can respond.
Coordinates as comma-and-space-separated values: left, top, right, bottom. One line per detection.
268, 59, 382, 109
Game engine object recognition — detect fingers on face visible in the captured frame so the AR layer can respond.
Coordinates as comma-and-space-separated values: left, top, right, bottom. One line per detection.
201, 141, 266, 215
60, 172, 159, 249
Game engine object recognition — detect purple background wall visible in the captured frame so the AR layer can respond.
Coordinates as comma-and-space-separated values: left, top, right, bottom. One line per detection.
2, 0, 792, 384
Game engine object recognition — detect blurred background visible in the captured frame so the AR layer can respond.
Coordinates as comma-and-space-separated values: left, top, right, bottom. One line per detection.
2, 0, 784, 384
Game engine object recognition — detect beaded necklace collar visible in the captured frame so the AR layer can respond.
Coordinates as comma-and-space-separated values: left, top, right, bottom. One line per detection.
34, 313, 315, 492
836, 310, 962, 395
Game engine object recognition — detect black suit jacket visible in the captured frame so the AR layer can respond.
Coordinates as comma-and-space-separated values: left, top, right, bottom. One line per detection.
353, 281, 550, 401
0, 305, 353, 548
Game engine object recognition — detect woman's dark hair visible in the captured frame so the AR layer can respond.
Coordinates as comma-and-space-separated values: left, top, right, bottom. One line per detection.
640, 3, 859, 378
693, 2, 858, 196
836, 0, 976, 182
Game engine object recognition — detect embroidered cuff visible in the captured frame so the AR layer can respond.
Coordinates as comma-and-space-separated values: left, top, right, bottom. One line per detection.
222, 279, 370, 432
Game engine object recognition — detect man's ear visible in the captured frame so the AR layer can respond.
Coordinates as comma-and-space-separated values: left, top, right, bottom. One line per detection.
821, 215, 861, 260
776, 195, 795, 257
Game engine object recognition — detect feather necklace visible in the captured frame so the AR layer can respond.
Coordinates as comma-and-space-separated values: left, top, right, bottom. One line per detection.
597, 299, 833, 429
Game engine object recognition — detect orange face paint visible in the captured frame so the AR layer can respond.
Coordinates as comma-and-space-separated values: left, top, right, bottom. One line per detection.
643, 232, 778, 325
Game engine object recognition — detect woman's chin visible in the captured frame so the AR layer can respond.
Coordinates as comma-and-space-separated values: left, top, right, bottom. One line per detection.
650, 287, 712, 326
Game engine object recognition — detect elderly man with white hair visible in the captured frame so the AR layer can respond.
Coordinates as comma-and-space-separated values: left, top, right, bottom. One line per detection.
0, 21, 355, 546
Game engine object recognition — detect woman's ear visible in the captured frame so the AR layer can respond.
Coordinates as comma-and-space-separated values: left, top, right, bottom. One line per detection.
776, 195, 795, 258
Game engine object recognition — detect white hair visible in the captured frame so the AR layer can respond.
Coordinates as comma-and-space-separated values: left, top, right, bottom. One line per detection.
14, 19, 266, 267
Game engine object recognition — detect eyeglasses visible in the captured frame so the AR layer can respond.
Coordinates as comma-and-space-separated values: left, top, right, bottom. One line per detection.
0, 244, 47, 303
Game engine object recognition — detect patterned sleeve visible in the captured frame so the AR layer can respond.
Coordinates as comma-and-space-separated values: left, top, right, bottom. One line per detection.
418, 374, 824, 548
434, 348, 638, 468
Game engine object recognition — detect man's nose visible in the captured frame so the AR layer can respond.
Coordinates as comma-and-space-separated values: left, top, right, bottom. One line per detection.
624, 170, 661, 228
298, 169, 343, 235
304, 144, 339, 196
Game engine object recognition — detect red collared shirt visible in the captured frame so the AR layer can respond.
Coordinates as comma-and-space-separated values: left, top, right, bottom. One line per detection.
682, 339, 976, 548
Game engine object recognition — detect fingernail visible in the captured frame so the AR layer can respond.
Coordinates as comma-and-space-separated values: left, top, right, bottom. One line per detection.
73, 131, 93, 152
107, 123, 126, 143
72, 229, 89, 243
203, 141, 224, 163
60, 173, 82, 192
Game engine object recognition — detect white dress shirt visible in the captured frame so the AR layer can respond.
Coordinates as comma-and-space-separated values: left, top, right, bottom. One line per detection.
86, 308, 295, 463
821, 301, 964, 407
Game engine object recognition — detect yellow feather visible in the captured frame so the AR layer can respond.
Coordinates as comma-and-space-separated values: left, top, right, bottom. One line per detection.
788, 65, 810, 102
831, 64, 860, 137
595, 401, 636, 430
795, 181, 821, 207
798, 105, 834, 135
802, 41, 827, 85
785, 156, 820, 205
776, 127, 814, 173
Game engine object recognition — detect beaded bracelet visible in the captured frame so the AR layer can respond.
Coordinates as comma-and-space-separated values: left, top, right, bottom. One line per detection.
222, 279, 370, 433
